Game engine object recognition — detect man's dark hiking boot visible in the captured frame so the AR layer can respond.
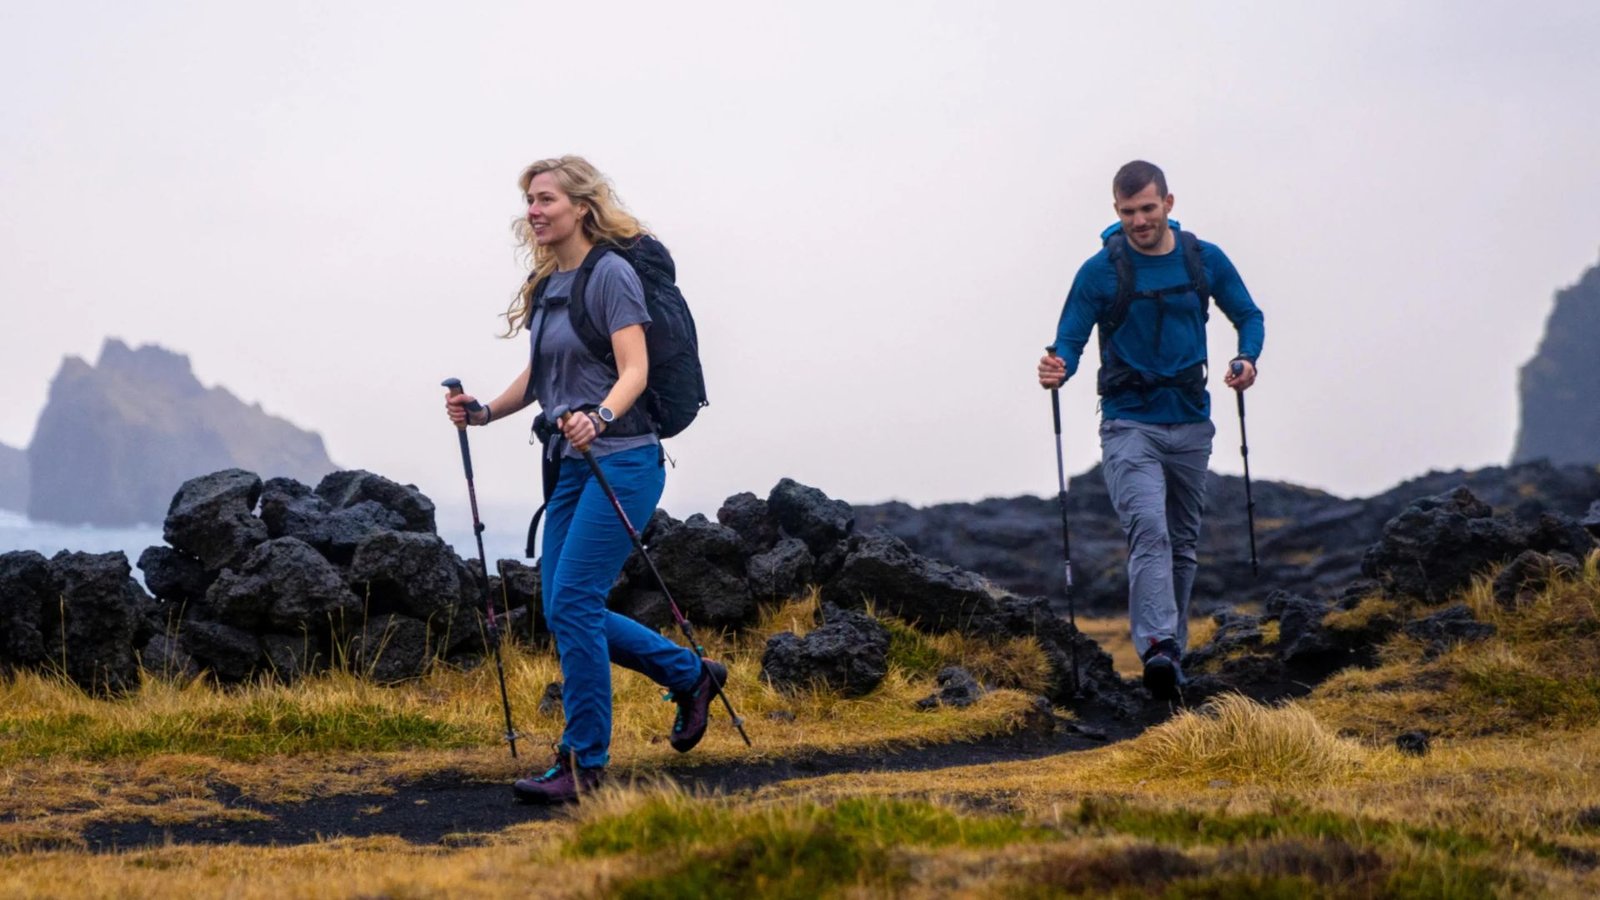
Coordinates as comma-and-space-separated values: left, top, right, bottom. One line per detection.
1141, 638, 1187, 702
512, 751, 603, 805
668, 658, 727, 753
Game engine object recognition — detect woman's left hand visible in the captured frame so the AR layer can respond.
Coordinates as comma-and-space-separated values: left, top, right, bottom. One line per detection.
560, 411, 601, 452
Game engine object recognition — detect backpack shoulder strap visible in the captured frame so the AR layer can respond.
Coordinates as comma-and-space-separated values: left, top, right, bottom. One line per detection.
521, 273, 552, 406
1176, 230, 1211, 307
1100, 232, 1138, 338
566, 243, 621, 365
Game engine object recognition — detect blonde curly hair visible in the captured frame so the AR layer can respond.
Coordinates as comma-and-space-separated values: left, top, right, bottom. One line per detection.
501, 155, 645, 336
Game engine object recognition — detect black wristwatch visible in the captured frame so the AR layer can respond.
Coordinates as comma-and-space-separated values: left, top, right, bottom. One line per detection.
594, 406, 615, 428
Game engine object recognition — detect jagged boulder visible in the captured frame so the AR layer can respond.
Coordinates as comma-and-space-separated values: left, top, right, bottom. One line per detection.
1403, 605, 1497, 659
1361, 487, 1595, 602
199, 537, 361, 632
0, 550, 53, 670
717, 492, 781, 556
620, 513, 754, 628
315, 470, 436, 534
182, 619, 264, 684
139, 633, 200, 681
768, 479, 854, 555
261, 632, 327, 684
821, 532, 997, 632
746, 537, 814, 601
1173, 587, 1410, 706
42, 551, 150, 694
1492, 549, 1583, 607
137, 545, 213, 604
348, 614, 430, 684
821, 532, 1130, 711
348, 531, 477, 652
259, 477, 407, 565
916, 666, 985, 710
761, 605, 890, 697
163, 469, 269, 572
493, 559, 547, 642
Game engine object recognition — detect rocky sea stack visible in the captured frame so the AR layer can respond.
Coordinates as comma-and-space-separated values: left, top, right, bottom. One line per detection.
23, 339, 334, 527
1512, 252, 1600, 466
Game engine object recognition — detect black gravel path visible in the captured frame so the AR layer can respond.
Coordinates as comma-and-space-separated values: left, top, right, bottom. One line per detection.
76, 717, 1140, 852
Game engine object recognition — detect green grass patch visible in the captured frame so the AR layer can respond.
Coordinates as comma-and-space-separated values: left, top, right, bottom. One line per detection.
1457, 666, 1600, 731
575, 794, 1053, 898
1069, 797, 1528, 861
883, 619, 943, 677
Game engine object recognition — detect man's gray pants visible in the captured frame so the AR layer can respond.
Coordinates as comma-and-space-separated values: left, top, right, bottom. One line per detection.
1098, 418, 1215, 656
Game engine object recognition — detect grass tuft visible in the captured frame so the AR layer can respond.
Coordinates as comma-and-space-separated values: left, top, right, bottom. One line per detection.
1106, 694, 1365, 786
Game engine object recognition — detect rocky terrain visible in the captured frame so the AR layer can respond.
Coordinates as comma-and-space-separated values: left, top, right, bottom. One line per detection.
20, 339, 334, 526
856, 460, 1600, 618
4, 465, 1597, 722
1513, 254, 1600, 466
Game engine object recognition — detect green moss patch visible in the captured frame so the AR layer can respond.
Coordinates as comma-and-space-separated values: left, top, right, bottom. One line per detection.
575, 794, 1050, 898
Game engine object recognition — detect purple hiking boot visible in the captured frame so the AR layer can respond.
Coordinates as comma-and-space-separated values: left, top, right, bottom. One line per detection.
669, 658, 728, 753
512, 750, 604, 805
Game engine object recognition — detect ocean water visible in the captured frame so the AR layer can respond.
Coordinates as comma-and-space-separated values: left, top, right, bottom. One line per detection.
0, 509, 535, 574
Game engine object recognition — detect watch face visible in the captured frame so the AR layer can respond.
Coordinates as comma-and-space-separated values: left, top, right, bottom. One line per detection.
597, 406, 615, 423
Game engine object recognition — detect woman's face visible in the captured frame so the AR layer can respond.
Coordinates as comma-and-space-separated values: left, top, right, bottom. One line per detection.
525, 171, 586, 246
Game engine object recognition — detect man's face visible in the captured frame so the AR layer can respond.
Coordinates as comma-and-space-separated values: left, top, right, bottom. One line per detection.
1113, 182, 1175, 253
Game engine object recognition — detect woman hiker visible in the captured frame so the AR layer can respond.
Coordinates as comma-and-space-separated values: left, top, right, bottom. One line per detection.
444, 155, 725, 805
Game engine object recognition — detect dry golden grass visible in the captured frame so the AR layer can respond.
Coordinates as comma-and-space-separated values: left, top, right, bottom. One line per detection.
1101, 693, 1368, 786
10, 568, 1600, 897
1310, 555, 1600, 742
0, 593, 1047, 857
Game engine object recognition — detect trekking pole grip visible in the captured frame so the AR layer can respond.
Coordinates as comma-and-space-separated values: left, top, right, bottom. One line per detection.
441, 377, 484, 431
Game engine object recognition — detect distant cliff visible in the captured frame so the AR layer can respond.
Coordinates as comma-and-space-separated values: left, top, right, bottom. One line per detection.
1512, 254, 1600, 466
26, 339, 336, 526
0, 442, 25, 512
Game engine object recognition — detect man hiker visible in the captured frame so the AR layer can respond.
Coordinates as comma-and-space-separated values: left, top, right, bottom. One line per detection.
1037, 160, 1265, 701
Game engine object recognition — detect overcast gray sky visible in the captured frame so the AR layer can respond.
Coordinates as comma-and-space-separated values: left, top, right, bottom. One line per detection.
4, 0, 1599, 528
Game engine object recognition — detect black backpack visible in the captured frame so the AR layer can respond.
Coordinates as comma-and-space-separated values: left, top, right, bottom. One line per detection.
522, 234, 708, 438
1100, 223, 1211, 351
1095, 224, 1211, 399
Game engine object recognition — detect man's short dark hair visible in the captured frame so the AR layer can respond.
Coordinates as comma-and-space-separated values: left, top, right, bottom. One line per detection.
1113, 160, 1168, 199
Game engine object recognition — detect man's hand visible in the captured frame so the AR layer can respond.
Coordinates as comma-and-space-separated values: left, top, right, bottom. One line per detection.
1225, 359, 1257, 391
1038, 353, 1067, 389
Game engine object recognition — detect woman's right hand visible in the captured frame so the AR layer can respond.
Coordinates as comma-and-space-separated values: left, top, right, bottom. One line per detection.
445, 391, 480, 427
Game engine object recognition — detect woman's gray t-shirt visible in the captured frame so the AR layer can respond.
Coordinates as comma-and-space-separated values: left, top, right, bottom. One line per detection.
527, 253, 659, 460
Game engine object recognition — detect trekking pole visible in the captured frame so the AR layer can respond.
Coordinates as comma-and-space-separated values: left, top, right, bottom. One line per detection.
441, 377, 520, 758
1229, 361, 1259, 577
557, 412, 753, 747
1046, 348, 1081, 697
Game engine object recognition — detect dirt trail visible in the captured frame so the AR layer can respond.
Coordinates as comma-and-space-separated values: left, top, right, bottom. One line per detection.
77, 716, 1144, 852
